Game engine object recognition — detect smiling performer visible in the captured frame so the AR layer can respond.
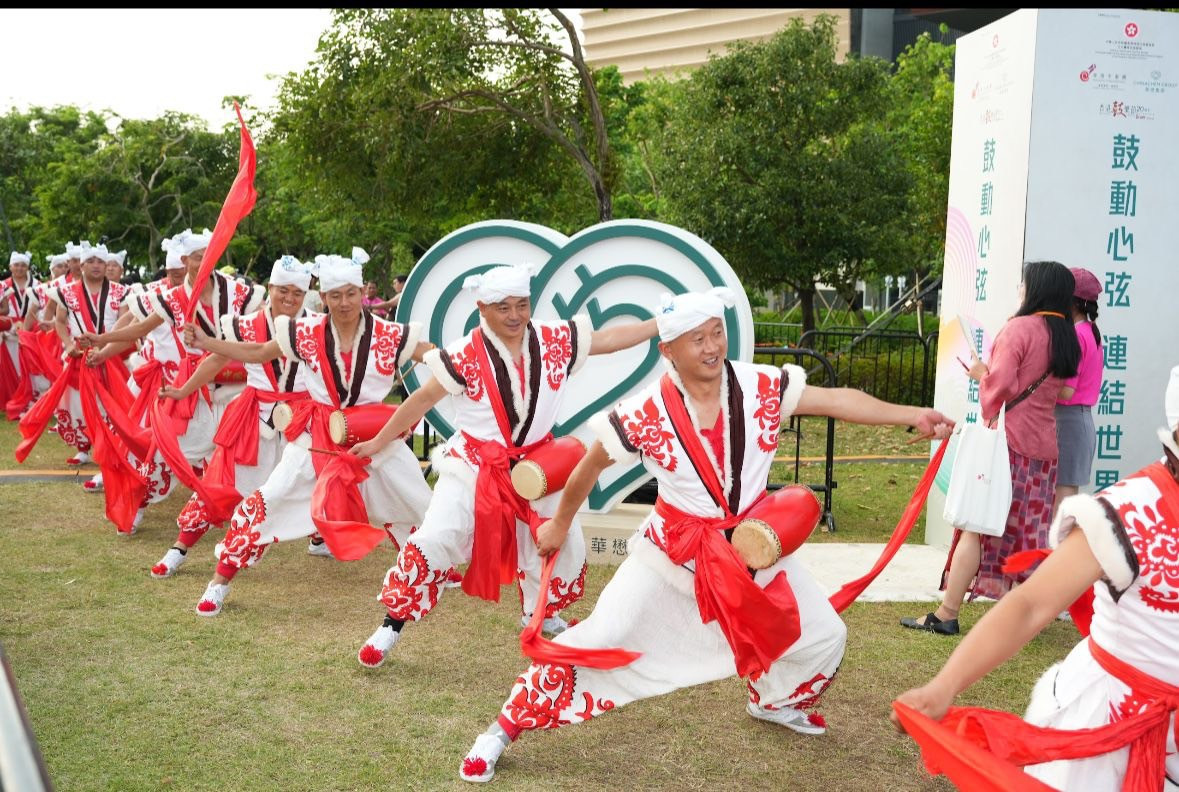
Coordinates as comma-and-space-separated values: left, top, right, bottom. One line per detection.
348, 262, 659, 670
148, 255, 315, 579
183, 248, 435, 617
456, 288, 954, 783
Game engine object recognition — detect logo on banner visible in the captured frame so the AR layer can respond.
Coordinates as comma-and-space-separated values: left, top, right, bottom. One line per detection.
1124, 22, 1138, 38
396, 219, 754, 512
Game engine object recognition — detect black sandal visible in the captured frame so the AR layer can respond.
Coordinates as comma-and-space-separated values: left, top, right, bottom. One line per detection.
900, 611, 960, 635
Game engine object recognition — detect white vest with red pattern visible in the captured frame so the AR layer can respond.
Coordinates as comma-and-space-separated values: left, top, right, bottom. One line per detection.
591, 360, 807, 554
274, 311, 420, 409
2, 276, 39, 323
220, 307, 310, 421
150, 272, 264, 355
50, 277, 129, 339
423, 316, 591, 475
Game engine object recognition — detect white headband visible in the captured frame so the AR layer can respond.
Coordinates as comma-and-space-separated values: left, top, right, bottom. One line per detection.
48, 254, 68, 267
1159, 365, 1179, 460
462, 262, 535, 304
172, 228, 213, 257
318, 247, 369, 293
160, 236, 184, 270
655, 288, 736, 342
65, 242, 81, 259
269, 254, 312, 290
78, 243, 109, 262
9, 251, 31, 266
105, 250, 127, 266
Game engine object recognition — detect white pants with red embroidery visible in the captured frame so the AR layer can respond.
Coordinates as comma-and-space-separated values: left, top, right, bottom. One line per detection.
214, 436, 431, 578
174, 428, 287, 547
377, 470, 588, 621
494, 535, 845, 737
52, 387, 90, 453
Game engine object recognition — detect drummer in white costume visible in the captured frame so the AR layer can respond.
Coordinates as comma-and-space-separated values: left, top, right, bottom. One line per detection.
182, 248, 435, 617
148, 255, 316, 579
347, 263, 658, 669
458, 288, 953, 783
894, 365, 1179, 791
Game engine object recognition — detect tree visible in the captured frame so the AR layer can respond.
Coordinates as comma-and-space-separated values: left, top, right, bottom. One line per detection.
655, 15, 896, 332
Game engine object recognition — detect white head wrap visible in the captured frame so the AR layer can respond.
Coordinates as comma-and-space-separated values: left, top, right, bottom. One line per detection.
317, 247, 369, 293
105, 249, 127, 266
48, 254, 68, 267
172, 228, 213, 257
1159, 365, 1179, 460
9, 251, 31, 266
160, 236, 184, 270
65, 241, 81, 260
462, 262, 535, 304
655, 288, 736, 342
78, 242, 109, 263
268, 255, 312, 291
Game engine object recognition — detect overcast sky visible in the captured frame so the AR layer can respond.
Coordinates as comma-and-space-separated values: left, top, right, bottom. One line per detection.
0, 9, 583, 129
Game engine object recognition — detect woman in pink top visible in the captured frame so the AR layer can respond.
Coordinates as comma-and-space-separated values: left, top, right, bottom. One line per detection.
1054, 267, 1103, 509
903, 261, 1080, 635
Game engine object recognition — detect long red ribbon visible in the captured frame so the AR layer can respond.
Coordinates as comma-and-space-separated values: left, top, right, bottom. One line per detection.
77, 362, 148, 533
15, 355, 77, 462
182, 104, 256, 324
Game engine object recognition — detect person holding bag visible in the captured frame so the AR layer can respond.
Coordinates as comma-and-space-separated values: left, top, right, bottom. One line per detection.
902, 261, 1080, 635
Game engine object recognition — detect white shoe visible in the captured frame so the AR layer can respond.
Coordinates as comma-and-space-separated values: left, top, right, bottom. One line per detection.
357, 624, 400, 668
307, 539, 334, 558
521, 614, 570, 636
150, 548, 187, 579
67, 451, 91, 466
83, 473, 104, 493
213, 542, 225, 561
746, 701, 827, 735
195, 582, 230, 617
459, 732, 508, 783
444, 568, 463, 589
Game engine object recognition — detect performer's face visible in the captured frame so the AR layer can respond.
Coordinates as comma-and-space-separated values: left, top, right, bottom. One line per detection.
81, 254, 106, 281
51, 263, 67, 278
660, 318, 727, 384
67, 258, 81, 276
324, 284, 363, 321
183, 249, 206, 281
105, 262, 123, 281
479, 296, 530, 342
10, 261, 28, 280
166, 268, 186, 286
268, 283, 306, 317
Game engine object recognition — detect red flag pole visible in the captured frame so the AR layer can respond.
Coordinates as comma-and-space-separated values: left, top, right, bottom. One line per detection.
182, 103, 257, 323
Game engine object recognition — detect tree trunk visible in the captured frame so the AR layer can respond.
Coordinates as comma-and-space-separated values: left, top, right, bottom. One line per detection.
799, 286, 817, 336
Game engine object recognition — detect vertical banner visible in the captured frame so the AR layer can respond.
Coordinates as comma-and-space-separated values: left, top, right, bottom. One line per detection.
1023, 9, 1179, 493
927, 10, 1040, 548
928, 9, 1179, 548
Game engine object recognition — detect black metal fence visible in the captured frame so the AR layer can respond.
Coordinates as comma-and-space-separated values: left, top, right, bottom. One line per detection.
753, 321, 804, 347
796, 328, 938, 407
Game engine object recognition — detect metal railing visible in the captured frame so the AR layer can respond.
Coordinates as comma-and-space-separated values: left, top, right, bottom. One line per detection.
1, 642, 53, 792
753, 321, 804, 347
797, 328, 938, 407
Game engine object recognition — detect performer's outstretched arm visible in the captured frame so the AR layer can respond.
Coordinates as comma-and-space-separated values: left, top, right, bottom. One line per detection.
80, 312, 164, 346
588, 318, 659, 355
796, 386, 954, 439
347, 376, 448, 460
891, 529, 1102, 730
186, 323, 280, 364
534, 441, 614, 555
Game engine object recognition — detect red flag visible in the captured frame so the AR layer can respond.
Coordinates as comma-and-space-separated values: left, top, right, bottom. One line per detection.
182, 103, 257, 324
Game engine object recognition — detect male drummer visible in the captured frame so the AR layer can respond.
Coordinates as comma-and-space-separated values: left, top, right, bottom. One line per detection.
347, 263, 658, 668
456, 288, 954, 783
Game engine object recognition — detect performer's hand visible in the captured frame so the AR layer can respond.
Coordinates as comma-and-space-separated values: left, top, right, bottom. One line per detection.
890, 683, 955, 733
410, 340, 435, 363
184, 322, 207, 349
913, 408, 954, 440
38, 320, 53, 332
84, 347, 107, 367
159, 386, 186, 401
535, 518, 569, 557
65, 343, 84, 359
348, 437, 387, 460
966, 359, 989, 382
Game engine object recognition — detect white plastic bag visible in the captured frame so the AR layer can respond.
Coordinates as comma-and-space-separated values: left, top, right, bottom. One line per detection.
942, 404, 1012, 537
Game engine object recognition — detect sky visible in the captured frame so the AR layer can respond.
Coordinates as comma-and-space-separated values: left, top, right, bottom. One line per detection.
0, 8, 584, 129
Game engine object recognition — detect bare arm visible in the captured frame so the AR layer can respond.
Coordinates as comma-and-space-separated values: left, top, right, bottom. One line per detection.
1058, 385, 1076, 401
892, 529, 1103, 730
55, 304, 76, 353
160, 352, 230, 399
795, 385, 954, 438
347, 376, 449, 459
534, 441, 615, 555
588, 318, 659, 355
85, 312, 163, 345
187, 323, 280, 364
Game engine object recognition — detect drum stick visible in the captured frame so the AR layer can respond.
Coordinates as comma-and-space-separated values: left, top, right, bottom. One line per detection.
905, 432, 937, 445
309, 446, 341, 456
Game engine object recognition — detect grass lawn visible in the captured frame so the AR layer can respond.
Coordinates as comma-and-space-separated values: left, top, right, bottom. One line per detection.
0, 422, 1077, 791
